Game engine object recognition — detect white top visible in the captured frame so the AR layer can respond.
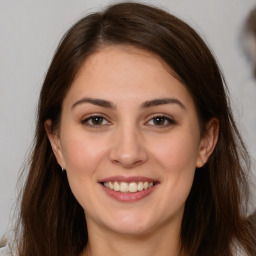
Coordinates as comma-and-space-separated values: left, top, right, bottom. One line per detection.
0, 245, 11, 256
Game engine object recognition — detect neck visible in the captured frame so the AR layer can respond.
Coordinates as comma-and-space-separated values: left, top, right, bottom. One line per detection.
81, 218, 185, 256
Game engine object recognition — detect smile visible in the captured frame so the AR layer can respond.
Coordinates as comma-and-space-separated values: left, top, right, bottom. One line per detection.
103, 181, 154, 193
99, 176, 159, 202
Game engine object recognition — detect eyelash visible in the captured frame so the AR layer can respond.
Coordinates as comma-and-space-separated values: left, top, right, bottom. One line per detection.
146, 114, 176, 127
81, 114, 176, 128
81, 114, 111, 127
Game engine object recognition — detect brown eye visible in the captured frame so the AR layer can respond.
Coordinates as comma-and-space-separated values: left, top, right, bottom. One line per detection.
153, 117, 167, 125
90, 116, 104, 125
81, 116, 110, 126
147, 115, 176, 127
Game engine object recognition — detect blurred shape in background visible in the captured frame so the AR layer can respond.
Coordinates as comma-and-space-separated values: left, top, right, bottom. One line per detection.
240, 5, 256, 227
241, 6, 256, 79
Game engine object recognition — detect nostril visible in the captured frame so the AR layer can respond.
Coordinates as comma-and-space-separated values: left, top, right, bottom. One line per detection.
112, 159, 121, 165
111, 158, 145, 168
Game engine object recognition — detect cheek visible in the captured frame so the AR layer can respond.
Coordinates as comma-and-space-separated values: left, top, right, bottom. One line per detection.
60, 133, 108, 209
150, 133, 200, 205
151, 133, 200, 172
61, 132, 108, 175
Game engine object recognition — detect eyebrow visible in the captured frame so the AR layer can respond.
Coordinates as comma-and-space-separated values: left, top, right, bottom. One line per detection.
141, 98, 186, 110
71, 97, 185, 110
72, 98, 117, 109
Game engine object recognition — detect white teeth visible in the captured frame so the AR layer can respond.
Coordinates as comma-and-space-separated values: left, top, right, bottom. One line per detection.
144, 182, 148, 190
109, 182, 114, 190
114, 181, 120, 191
103, 181, 155, 193
120, 182, 129, 192
128, 182, 137, 192
137, 182, 144, 191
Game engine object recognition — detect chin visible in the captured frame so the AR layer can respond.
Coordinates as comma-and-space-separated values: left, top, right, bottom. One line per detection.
99, 210, 164, 236
108, 221, 155, 236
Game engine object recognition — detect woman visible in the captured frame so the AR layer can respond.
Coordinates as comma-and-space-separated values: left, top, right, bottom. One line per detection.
3, 2, 255, 256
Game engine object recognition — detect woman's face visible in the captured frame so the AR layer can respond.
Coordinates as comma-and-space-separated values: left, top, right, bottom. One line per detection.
47, 46, 216, 236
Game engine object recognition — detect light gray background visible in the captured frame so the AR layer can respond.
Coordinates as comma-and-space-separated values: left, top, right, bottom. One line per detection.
1, 0, 256, 238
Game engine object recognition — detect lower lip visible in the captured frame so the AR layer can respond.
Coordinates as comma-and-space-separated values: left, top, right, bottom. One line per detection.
100, 184, 158, 202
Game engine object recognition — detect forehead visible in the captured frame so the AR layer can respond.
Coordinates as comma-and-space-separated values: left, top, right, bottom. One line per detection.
87, 46, 180, 79
64, 45, 194, 109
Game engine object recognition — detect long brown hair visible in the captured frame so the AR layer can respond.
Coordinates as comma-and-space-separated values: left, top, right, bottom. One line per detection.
16, 2, 256, 256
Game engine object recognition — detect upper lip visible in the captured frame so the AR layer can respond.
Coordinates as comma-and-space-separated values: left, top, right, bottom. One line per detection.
98, 175, 159, 183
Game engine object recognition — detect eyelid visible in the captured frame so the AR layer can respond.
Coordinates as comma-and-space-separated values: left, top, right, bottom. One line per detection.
80, 113, 176, 128
81, 113, 111, 126
144, 113, 177, 127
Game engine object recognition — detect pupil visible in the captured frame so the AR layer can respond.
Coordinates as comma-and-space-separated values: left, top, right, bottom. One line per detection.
92, 117, 103, 125
154, 117, 165, 125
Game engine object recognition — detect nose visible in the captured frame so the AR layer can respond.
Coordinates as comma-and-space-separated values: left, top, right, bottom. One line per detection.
109, 123, 148, 168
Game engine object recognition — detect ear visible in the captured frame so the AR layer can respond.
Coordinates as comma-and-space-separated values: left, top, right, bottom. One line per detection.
44, 119, 66, 169
196, 118, 219, 168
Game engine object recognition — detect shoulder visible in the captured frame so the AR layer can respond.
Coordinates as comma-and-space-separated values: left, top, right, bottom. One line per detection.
0, 245, 12, 256
232, 242, 248, 256
0, 240, 15, 256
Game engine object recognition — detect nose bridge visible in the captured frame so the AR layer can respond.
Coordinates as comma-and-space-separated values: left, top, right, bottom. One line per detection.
109, 118, 148, 167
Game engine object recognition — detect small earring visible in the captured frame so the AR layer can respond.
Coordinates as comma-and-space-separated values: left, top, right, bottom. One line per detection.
61, 166, 65, 173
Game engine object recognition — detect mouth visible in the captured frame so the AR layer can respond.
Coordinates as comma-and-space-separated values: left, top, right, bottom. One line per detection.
101, 181, 156, 193
98, 176, 159, 202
